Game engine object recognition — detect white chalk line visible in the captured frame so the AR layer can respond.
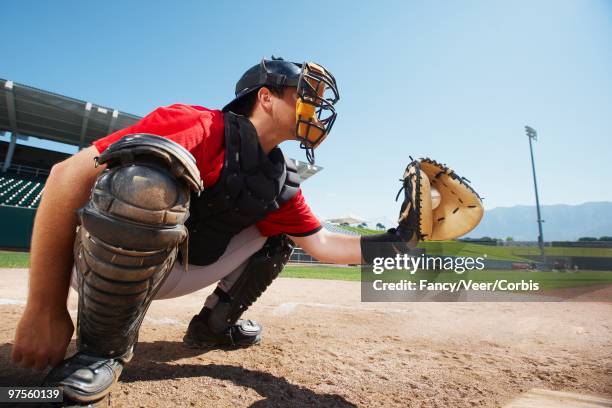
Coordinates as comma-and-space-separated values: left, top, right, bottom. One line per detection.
144, 317, 186, 326
269, 302, 413, 316
0, 298, 26, 305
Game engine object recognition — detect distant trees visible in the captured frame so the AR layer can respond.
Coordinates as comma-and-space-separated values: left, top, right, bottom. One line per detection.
376, 223, 385, 230
476, 236, 499, 243
358, 222, 367, 228
459, 237, 499, 246
579, 236, 612, 242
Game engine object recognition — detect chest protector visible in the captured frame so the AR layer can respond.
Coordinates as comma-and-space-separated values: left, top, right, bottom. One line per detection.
186, 112, 300, 265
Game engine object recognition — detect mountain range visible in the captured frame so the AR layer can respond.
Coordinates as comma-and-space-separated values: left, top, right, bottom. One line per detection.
466, 201, 612, 241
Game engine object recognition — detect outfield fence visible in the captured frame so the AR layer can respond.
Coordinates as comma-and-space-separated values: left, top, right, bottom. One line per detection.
290, 247, 319, 264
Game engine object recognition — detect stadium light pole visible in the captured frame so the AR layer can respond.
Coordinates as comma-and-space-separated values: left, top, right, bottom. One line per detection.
525, 126, 545, 263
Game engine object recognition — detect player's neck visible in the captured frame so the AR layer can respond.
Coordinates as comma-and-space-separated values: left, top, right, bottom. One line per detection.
247, 115, 285, 155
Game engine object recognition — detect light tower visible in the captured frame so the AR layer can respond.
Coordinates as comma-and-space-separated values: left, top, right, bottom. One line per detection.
525, 126, 545, 263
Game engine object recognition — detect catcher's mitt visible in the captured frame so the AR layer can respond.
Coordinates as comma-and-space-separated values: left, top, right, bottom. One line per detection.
397, 157, 483, 241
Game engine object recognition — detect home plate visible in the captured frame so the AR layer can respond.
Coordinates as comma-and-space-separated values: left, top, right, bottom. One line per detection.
504, 388, 612, 408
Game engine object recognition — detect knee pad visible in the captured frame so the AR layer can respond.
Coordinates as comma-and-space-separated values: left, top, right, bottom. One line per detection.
207, 234, 294, 333
74, 134, 202, 359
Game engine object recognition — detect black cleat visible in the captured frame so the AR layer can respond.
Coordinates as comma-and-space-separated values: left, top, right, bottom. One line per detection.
183, 314, 262, 348
43, 352, 125, 404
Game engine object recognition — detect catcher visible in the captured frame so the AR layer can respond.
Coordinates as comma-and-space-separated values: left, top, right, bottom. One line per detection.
10, 57, 483, 404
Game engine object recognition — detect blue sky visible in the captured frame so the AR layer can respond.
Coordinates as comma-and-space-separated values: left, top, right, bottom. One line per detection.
2, 0, 611, 223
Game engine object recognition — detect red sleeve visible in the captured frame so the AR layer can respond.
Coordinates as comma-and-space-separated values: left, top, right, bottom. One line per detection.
92, 104, 225, 187
94, 104, 205, 155
256, 189, 322, 237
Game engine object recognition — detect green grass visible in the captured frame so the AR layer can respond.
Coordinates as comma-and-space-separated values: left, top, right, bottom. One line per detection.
418, 241, 532, 262
425, 243, 612, 260
419, 241, 612, 259
283, 265, 361, 280
511, 246, 612, 258
337, 225, 381, 235
0, 251, 30, 268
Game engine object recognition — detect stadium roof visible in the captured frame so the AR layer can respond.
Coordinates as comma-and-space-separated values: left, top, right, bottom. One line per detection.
0, 78, 140, 148
0, 77, 322, 181
0, 140, 69, 170
292, 161, 322, 182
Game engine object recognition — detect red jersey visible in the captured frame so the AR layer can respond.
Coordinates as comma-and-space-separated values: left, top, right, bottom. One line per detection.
93, 104, 322, 237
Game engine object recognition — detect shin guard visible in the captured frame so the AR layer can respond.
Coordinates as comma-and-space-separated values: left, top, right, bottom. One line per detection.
74, 134, 202, 359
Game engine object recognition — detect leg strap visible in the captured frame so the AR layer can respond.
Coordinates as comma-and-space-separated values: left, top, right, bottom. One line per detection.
207, 234, 294, 333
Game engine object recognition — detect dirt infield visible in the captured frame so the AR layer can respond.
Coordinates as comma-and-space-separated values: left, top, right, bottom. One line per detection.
1, 268, 611, 407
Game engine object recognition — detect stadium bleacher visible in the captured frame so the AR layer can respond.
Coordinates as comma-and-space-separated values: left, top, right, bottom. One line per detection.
322, 222, 360, 236
0, 173, 45, 209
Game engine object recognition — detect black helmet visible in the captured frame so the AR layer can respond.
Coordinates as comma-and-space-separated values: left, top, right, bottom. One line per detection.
224, 56, 339, 165
222, 57, 302, 114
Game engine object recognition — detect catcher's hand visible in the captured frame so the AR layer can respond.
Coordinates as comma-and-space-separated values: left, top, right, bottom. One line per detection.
396, 157, 483, 241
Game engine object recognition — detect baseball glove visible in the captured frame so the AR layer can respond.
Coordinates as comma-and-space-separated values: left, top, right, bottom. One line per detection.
396, 157, 483, 241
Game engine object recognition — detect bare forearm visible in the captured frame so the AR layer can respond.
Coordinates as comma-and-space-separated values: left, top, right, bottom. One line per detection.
27, 147, 102, 312
291, 230, 362, 265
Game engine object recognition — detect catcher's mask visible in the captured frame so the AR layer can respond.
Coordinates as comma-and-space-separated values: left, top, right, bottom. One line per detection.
223, 57, 339, 164
295, 61, 339, 164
